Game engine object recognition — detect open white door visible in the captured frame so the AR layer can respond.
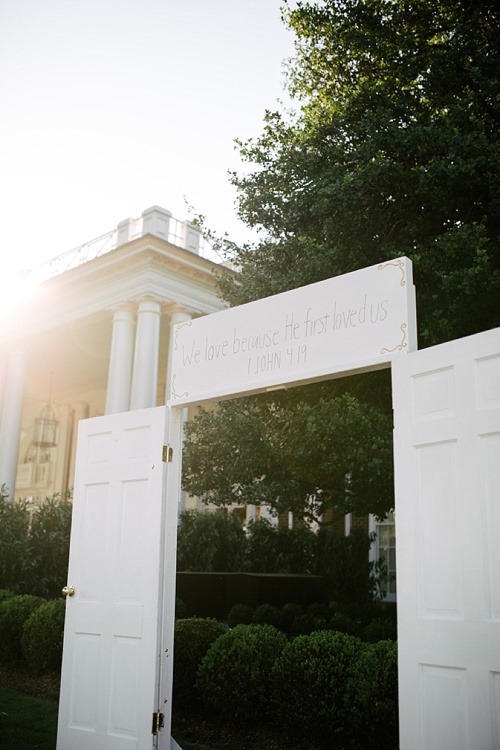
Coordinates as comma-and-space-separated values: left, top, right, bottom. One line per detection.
57, 406, 182, 750
393, 327, 500, 750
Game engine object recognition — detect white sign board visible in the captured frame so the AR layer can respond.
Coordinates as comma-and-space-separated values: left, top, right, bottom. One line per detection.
169, 257, 417, 406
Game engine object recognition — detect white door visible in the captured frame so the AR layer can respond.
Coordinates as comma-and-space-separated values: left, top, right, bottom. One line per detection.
393, 327, 500, 750
57, 406, 182, 750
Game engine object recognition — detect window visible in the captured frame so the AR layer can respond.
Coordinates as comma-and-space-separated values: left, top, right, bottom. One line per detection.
370, 512, 396, 601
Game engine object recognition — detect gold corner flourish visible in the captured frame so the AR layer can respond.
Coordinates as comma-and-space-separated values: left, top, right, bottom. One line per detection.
380, 323, 408, 354
174, 320, 192, 351
171, 374, 189, 400
378, 258, 406, 286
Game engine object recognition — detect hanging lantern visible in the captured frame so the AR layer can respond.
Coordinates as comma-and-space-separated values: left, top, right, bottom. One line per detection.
33, 403, 58, 448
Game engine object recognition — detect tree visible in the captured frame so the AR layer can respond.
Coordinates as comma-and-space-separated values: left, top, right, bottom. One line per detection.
183, 0, 500, 520
219, 0, 500, 346
183, 382, 393, 521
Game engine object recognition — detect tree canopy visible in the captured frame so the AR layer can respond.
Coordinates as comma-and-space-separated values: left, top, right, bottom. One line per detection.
183, 0, 500, 521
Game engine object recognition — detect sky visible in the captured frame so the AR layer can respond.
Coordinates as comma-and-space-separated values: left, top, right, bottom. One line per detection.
0, 0, 296, 289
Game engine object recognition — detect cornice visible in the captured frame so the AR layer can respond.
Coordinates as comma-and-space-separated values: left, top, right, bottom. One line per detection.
4, 238, 231, 343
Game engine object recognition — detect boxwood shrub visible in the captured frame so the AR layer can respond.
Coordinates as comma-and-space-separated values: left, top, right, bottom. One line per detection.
345, 639, 399, 747
0, 594, 46, 665
196, 623, 287, 721
21, 598, 66, 674
227, 603, 254, 627
173, 617, 228, 707
272, 630, 363, 742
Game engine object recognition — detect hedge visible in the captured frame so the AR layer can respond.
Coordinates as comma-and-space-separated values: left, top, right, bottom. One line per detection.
197, 624, 287, 721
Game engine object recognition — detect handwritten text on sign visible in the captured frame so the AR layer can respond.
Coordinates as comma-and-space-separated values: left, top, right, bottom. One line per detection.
169, 258, 416, 405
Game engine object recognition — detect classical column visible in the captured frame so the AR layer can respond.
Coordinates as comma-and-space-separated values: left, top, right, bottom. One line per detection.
130, 298, 162, 410
165, 309, 192, 402
105, 305, 136, 414
0, 348, 26, 500
0, 351, 6, 419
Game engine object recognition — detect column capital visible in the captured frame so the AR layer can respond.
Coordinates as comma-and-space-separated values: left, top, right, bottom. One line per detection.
170, 309, 193, 326
136, 298, 162, 315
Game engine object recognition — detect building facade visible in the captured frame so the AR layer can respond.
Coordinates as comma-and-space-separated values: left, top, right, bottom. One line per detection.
0, 205, 230, 505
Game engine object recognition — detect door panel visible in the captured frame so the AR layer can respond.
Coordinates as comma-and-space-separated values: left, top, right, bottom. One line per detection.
393, 328, 500, 750
57, 406, 175, 750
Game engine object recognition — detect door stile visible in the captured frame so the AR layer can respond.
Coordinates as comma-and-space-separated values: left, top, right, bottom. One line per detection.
157, 406, 184, 749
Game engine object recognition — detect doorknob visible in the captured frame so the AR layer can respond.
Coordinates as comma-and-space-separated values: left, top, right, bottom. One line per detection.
62, 586, 76, 597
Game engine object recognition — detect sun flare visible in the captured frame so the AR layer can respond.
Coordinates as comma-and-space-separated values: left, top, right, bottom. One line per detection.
0, 266, 40, 321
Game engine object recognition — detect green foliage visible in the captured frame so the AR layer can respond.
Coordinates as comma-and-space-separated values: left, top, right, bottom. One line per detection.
227, 603, 254, 627
173, 617, 228, 708
251, 603, 282, 629
176, 509, 247, 572
196, 624, 287, 721
0, 595, 46, 665
175, 597, 188, 619
289, 611, 328, 637
185, 0, 499, 526
0, 495, 72, 597
345, 640, 399, 747
0, 589, 15, 603
362, 616, 397, 643
0, 497, 31, 592
280, 601, 303, 633
27, 495, 72, 598
245, 517, 316, 573
315, 526, 377, 603
272, 630, 364, 742
221, 0, 500, 347
176, 511, 385, 607
183, 385, 394, 521
21, 598, 66, 674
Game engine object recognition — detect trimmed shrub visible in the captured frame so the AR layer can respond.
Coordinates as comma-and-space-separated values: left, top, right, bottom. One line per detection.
173, 617, 228, 707
197, 624, 287, 721
273, 630, 363, 741
21, 598, 66, 674
280, 602, 303, 633
289, 612, 328, 637
328, 610, 362, 637
251, 603, 282, 629
227, 603, 254, 627
0, 589, 15, 603
362, 616, 397, 643
0, 594, 46, 665
346, 640, 399, 747
175, 597, 188, 619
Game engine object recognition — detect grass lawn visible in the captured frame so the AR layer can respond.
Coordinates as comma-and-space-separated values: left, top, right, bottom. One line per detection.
0, 686, 58, 750
0, 686, 216, 750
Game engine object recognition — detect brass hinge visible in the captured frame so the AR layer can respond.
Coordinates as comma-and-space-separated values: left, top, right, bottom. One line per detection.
162, 445, 173, 463
151, 710, 164, 735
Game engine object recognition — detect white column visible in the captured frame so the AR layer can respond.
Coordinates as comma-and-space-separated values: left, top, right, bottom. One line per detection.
0, 348, 26, 500
105, 305, 136, 414
130, 298, 162, 410
165, 309, 192, 402
0, 351, 6, 419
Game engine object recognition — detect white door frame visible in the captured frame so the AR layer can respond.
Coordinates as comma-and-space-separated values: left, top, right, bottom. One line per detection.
60, 253, 499, 749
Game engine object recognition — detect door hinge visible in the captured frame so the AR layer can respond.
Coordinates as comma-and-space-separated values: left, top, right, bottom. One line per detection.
162, 445, 173, 463
152, 710, 164, 735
